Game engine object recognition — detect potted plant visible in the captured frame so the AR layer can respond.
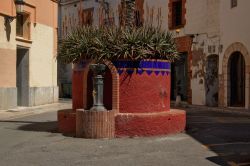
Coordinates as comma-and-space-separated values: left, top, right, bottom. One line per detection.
58, 26, 179, 138
56, 0, 186, 138
58, 26, 177, 106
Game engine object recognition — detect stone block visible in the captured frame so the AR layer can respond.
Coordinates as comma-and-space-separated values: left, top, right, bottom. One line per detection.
76, 110, 115, 139
28, 86, 59, 106
115, 109, 186, 137
0, 88, 17, 110
57, 109, 76, 135
76, 109, 85, 138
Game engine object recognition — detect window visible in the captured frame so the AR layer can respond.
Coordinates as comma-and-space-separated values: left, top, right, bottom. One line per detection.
16, 13, 30, 39
231, 0, 237, 8
168, 0, 185, 29
81, 8, 93, 25
172, 0, 182, 27
16, 14, 24, 37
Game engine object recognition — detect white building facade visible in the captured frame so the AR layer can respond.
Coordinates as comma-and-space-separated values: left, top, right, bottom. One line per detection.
59, 0, 250, 109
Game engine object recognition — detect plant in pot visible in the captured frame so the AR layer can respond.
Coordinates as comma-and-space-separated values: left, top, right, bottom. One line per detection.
58, 26, 178, 111
57, 0, 183, 138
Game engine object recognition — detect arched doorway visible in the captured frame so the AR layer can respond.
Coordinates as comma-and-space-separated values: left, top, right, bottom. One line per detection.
228, 52, 245, 107
171, 52, 188, 102
205, 55, 219, 107
86, 67, 113, 110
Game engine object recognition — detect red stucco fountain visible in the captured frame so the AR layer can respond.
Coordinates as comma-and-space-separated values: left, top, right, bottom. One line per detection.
58, 59, 186, 138
57, 25, 186, 138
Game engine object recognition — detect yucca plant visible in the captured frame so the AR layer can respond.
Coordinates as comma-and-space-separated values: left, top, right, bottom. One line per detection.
58, 26, 178, 64
58, 26, 178, 112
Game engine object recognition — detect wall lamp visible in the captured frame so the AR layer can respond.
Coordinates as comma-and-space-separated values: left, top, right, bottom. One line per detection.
1, 0, 25, 24
15, 0, 25, 13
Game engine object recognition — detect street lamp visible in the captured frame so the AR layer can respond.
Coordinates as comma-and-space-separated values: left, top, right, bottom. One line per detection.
15, 0, 25, 13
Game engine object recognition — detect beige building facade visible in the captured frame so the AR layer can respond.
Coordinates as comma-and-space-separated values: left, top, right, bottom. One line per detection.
59, 0, 250, 109
0, 0, 58, 110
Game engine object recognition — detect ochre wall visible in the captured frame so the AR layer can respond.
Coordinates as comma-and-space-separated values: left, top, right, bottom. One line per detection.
0, 0, 58, 88
0, 0, 58, 28
0, 8, 16, 87
24, 0, 58, 28
15, 0, 58, 87
0, 48, 16, 87
0, 0, 15, 16
27, 23, 57, 87
0, 0, 58, 108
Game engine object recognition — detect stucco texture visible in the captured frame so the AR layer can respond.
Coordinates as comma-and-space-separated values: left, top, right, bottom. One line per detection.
119, 72, 170, 113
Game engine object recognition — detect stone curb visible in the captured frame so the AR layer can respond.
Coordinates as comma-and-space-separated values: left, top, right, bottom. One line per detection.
171, 103, 250, 116
0, 101, 72, 120
188, 105, 250, 116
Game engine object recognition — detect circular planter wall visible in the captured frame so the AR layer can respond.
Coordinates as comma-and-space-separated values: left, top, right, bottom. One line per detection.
57, 60, 186, 138
113, 60, 171, 113
113, 60, 185, 137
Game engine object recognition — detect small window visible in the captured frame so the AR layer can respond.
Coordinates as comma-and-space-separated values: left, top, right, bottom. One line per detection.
231, 0, 237, 8
172, 0, 183, 27
16, 14, 24, 37
16, 13, 30, 39
81, 8, 93, 25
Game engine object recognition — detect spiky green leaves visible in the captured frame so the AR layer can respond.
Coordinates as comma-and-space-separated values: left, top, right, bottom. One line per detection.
58, 26, 178, 64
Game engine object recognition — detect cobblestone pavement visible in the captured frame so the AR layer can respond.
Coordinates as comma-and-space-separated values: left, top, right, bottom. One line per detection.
0, 102, 249, 166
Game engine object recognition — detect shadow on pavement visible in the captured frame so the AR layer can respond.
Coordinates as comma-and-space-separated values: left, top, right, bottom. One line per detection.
1, 107, 250, 165
186, 109, 250, 166
0, 120, 58, 133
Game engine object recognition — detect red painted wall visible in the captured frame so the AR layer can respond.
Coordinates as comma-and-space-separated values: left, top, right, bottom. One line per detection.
115, 110, 186, 137
72, 61, 171, 113
65, 62, 187, 138
72, 70, 84, 110
58, 109, 76, 135
119, 72, 170, 113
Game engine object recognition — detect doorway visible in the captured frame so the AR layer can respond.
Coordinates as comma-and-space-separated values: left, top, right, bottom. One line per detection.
16, 47, 29, 106
205, 55, 219, 107
228, 52, 245, 107
171, 52, 188, 101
